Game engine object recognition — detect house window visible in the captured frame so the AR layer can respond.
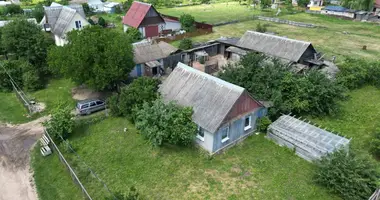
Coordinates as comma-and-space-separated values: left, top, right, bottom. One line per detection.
75, 21, 82, 29
221, 127, 229, 143
244, 115, 252, 131
197, 126, 204, 141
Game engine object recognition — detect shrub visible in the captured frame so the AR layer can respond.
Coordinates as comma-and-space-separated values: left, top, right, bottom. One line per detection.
4, 4, 23, 15
22, 68, 43, 91
179, 38, 192, 50
369, 129, 380, 159
135, 99, 197, 147
44, 105, 75, 142
106, 94, 122, 116
314, 149, 380, 200
126, 27, 142, 42
255, 22, 267, 33
179, 14, 195, 32
257, 116, 272, 132
106, 186, 141, 200
98, 17, 107, 27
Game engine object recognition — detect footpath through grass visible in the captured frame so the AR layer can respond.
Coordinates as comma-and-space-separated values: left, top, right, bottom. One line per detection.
57, 118, 337, 200
0, 79, 75, 124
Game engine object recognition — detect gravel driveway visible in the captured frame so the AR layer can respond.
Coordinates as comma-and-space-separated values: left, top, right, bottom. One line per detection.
0, 117, 48, 200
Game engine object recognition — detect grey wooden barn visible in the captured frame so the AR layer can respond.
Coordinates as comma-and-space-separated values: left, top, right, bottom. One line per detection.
267, 115, 350, 161
159, 63, 268, 154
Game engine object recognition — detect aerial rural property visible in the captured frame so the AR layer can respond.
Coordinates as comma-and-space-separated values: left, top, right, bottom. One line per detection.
0, 0, 380, 199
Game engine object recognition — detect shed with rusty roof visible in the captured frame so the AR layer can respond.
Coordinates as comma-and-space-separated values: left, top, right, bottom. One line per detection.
159, 62, 268, 154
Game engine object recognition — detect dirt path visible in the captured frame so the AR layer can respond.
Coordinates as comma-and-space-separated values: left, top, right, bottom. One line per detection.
0, 117, 49, 200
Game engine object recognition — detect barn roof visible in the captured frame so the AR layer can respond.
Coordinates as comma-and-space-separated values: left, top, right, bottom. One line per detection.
44, 3, 86, 37
237, 31, 315, 62
268, 115, 350, 161
133, 41, 176, 64
123, 1, 152, 28
159, 63, 248, 133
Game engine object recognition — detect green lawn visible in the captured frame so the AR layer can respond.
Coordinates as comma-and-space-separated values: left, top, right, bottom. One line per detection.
0, 79, 75, 124
184, 12, 380, 61
159, 2, 266, 24
31, 145, 84, 200
56, 118, 338, 200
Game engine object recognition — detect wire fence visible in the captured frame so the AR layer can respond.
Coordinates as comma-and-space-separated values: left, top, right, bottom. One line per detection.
11, 79, 35, 113
44, 129, 93, 200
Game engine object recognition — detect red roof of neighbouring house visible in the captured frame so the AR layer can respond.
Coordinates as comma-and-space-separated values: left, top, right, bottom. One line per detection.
123, 1, 151, 28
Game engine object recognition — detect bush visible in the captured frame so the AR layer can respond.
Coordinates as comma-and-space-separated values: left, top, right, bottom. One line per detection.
106, 186, 141, 200
98, 17, 107, 27
44, 105, 75, 142
179, 14, 195, 32
257, 116, 271, 132
369, 129, 380, 159
135, 99, 197, 147
0, 60, 24, 92
107, 94, 122, 116
255, 22, 267, 33
4, 4, 23, 15
314, 149, 380, 200
179, 38, 192, 50
22, 68, 43, 91
126, 27, 142, 42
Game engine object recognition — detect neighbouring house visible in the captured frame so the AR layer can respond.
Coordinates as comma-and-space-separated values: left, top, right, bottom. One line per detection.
320, 5, 356, 18
130, 40, 178, 77
159, 62, 268, 154
267, 115, 350, 161
41, 2, 89, 46
88, 0, 104, 12
0, 1, 12, 6
123, 1, 165, 38
0, 18, 37, 28
308, 0, 323, 7
103, 2, 120, 13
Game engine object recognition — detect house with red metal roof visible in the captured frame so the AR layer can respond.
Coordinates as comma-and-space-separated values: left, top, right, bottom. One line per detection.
122, 1, 165, 38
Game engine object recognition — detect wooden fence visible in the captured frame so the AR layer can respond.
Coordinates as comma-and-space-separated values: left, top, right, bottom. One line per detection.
44, 130, 93, 200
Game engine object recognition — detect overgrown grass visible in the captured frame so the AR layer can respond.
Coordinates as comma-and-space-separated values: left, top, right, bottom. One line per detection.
159, 2, 266, 24
31, 145, 84, 200
0, 79, 75, 124
57, 118, 338, 200
95, 13, 125, 33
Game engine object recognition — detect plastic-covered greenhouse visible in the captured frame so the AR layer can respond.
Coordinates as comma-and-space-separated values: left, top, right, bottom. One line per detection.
267, 115, 350, 162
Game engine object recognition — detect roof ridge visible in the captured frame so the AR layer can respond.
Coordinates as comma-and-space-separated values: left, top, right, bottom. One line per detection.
246, 30, 311, 45
133, 1, 152, 6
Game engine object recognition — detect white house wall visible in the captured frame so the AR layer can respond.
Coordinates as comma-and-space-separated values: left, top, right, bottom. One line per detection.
321, 10, 355, 18
196, 129, 214, 153
63, 13, 89, 35
160, 21, 181, 31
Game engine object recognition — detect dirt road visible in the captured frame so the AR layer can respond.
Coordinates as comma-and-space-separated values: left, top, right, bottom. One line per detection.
0, 117, 48, 200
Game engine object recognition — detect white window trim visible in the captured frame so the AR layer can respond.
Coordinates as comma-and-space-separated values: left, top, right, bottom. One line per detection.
244, 115, 252, 131
221, 127, 229, 143
197, 126, 204, 142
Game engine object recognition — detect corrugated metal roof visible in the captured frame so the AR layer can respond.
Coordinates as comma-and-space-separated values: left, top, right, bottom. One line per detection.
44, 3, 86, 37
145, 60, 161, 68
237, 31, 314, 62
123, 1, 151, 28
133, 41, 176, 64
159, 62, 245, 133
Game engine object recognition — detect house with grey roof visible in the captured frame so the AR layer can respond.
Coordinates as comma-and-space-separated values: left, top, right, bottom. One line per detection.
159, 62, 268, 154
131, 40, 178, 77
41, 3, 89, 46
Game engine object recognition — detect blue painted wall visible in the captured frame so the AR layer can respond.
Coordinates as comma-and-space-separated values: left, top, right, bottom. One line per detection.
212, 107, 267, 153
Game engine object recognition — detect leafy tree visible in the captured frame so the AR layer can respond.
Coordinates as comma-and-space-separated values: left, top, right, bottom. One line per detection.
114, 5, 123, 14
32, 4, 45, 22
107, 77, 160, 118
126, 27, 142, 42
82, 3, 92, 16
255, 22, 267, 33
341, 0, 372, 10
179, 14, 195, 32
48, 26, 135, 90
218, 53, 346, 118
0, 60, 25, 92
314, 149, 380, 200
44, 105, 75, 142
4, 4, 23, 15
179, 38, 192, 50
369, 129, 380, 159
135, 99, 197, 147
260, 0, 271, 9
98, 16, 107, 27
1, 19, 54, 72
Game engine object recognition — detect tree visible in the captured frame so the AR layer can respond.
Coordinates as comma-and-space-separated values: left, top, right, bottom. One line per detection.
44, 105, 75, 142
121, 0, 134, 12
4, 4, 23, 15
260, 0, 271, 9
107, 77, 160, 118
135, 99, 197, 147
218, 53, 346, 118
82, 3, 92, 15
314, 149, 380, 200
126, 27, 142, 43
48, 26, 135, 90
1, 19, 54, 73
178, 38, 192, 50
341, 0, 373, 11
32, 4, 45, 22
297, 0, 309, 7
98, 17, 107, 27
179, 14, 195, 32
0, 60, 25, 92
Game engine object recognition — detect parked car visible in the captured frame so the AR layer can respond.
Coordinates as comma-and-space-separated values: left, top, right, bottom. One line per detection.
76, 99, 106, 115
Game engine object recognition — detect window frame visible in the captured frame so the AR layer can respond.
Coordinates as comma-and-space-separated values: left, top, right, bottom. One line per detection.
244, 115, 252, 131
221, 126, 229, 143
196, 126, 204, 142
